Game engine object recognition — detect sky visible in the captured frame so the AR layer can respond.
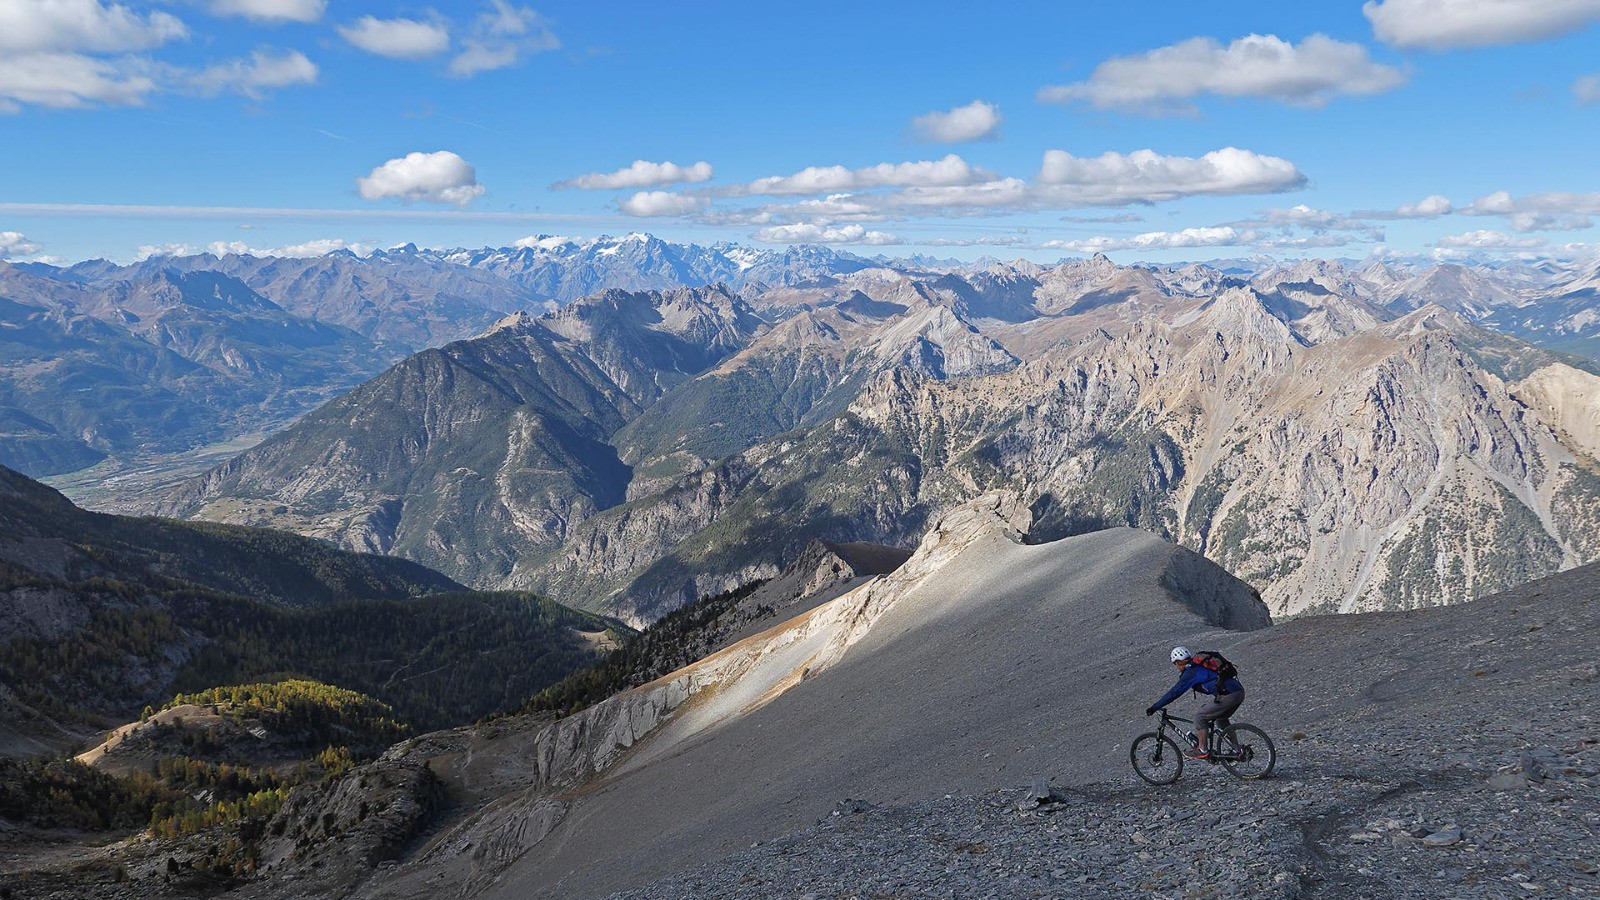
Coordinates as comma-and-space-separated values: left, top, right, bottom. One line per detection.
2, 0, 1599, 265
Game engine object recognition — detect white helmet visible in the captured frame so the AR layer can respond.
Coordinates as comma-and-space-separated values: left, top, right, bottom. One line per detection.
1170, 646, 1192, 663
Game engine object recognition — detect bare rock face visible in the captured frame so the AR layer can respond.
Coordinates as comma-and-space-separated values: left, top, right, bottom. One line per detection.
161, 258, 1600, 623
253, 754, 442, 886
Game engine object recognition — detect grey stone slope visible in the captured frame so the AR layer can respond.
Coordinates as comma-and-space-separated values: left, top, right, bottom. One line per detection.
622, 550, 1600, 900
292, 493, 1268, 900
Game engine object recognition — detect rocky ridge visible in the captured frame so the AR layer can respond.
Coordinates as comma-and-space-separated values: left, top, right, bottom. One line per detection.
152, 252, 1600, 621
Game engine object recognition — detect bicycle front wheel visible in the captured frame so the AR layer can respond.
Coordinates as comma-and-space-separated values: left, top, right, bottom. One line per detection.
1130, 732, 1184, 785
1219, 723, 1276, 779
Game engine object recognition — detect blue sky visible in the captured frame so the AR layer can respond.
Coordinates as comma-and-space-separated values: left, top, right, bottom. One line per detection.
2, 0, 1599, 264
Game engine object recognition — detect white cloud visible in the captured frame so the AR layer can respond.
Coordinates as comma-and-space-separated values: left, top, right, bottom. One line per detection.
1434, 230, 1546, 249
736, 155, 995, 197
703, 147, 1306, 227
268, 238, 371, 257
1577, 74, 1600, 104
1039, 34, 1405, 114
513, 234, 576, 250
1353, 194, 1455, 219
1463, 189, 1600, 231
357, 151, 486, 206
1364, 0, 1600, 49
1260, 204, 1375, 232
449, 1, 560, 77
752, 223, 902, 245
556, 160, 714, 190
191, 49, 317, 98
1033, 147, 1305, 204
206, 0, 325, 24
1041, 226, 1251, 253
1396, 194, 1453, 217
918, 236, 1033, 248
911, 100, 1002, 142
338, 16, 450, 59
1253, 233, 1364, 251
137, 237, 372, 259
0, 51, 158, 111
0, 231, 44, 259
0, 0, 187, 53
618, 191, 708, 217
0, 0, 187, 111
136, 242, 201, 259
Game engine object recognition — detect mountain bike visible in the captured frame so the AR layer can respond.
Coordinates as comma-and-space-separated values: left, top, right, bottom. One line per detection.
1129, 708, 1276, 784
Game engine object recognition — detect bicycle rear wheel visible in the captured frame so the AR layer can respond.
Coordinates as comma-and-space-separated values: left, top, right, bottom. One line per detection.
1130, 732, 1184, 785
1218, 723, 1276, 779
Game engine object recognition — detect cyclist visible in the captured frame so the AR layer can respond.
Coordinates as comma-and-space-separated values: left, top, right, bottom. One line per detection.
1144, 646, 1244, 759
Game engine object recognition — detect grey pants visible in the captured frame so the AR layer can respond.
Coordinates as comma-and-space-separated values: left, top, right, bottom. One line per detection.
1195, 688, 1244, 728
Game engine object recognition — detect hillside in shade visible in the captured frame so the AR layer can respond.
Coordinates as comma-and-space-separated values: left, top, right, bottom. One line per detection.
0, 464, 623, 753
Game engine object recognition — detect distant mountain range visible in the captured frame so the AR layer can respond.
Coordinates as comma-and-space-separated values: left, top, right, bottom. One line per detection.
149, 246, 1600, 622
0, 236, 884, 482
10, 236, 1600, 489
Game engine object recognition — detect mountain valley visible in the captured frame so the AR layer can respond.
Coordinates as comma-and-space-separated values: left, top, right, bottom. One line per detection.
130, 244, 1600, 623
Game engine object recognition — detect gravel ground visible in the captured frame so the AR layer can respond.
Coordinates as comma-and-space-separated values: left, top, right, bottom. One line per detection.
614, 680, 1598, 899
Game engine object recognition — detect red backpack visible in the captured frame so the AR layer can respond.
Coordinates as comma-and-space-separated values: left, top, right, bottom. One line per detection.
1192, 650, 1239, 692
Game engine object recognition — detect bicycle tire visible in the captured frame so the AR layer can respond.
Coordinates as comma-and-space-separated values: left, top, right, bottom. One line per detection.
1218, 723, 1276, 779
1130, 732, 1184, 785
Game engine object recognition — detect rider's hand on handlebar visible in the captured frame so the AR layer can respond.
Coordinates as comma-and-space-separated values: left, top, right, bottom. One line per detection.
1144, 706, 1156, 716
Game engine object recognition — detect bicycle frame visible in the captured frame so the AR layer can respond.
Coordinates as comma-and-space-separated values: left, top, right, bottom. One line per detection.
1156, 709, 1232, 754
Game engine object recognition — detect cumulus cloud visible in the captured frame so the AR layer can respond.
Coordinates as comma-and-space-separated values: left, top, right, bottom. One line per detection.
1577, 74, 1600, 104
733, 155, 994, 197
206, 0, 325, 24
690, 147, 1307, 227
513, 234, 576, 250
618, 191, 708, 217
0, 0, 188, 111
0, 231, 44, 259
752, 223, 902, 245
190, 49, 317, 98
1463, 189, 1600, 231
338, 16, 450, 59
1352, 194, 1454, 220
137, 237, 372, 259
269, 238, 372, 256
911, 100, 1002, 142
1040, 226, 1251, 253
357, 151, 486, 206
0, 52, 159, 111
1039, 34, 1406, 114
556, 160, 714, 190
1396, 194, 1453, 217
1033, 147, 1305, 204
0, 0, 187, 53
1364, 0, 1600, 49
1434, 230, 1546, 249
449, 1, 560, 77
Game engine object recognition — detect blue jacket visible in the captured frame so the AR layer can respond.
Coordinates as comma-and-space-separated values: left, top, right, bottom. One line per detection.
1151, 663, 1243, 710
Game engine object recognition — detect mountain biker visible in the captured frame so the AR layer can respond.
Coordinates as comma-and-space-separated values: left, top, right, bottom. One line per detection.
1144, 646, 1244, 759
